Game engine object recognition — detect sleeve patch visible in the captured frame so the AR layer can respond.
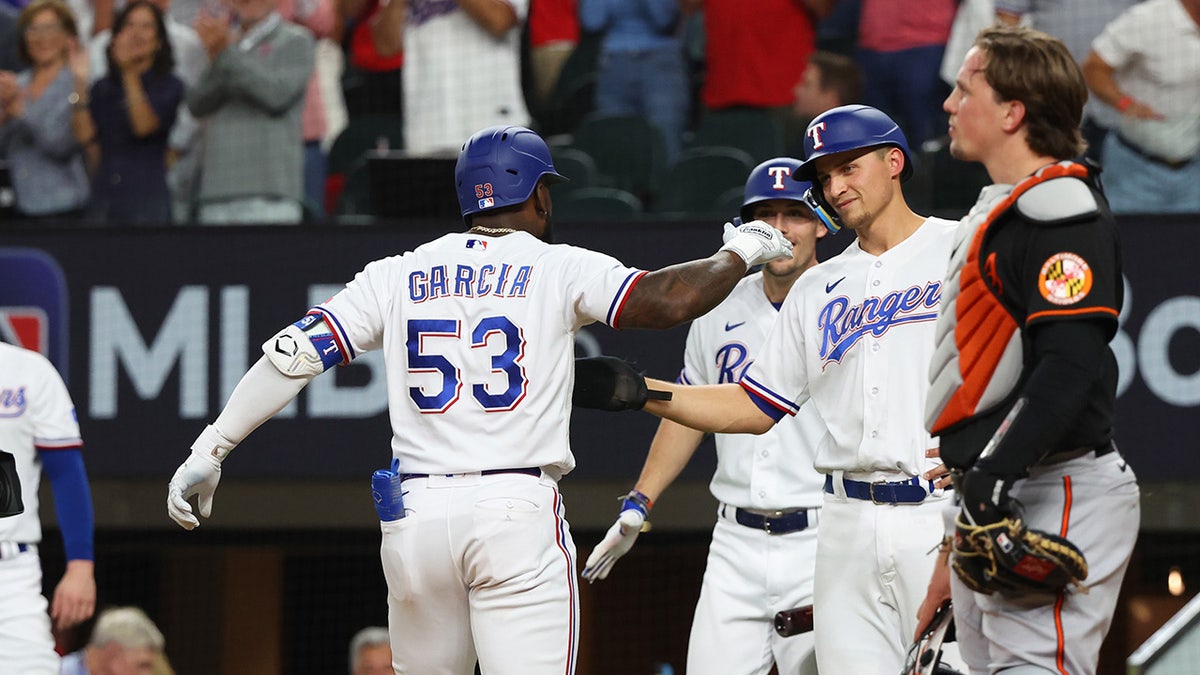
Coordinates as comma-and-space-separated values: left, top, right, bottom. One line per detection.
1038, 252, 1093, 306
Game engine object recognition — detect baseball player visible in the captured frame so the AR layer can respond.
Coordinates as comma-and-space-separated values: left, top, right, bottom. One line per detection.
577, 105, 961, 673
0, 340, 97, 674
920, 26, 1139, 675
581, 157, 826, 675
164, 125, 793, 675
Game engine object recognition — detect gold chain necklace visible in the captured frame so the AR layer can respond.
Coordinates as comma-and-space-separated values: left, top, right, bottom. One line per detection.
469, 226, 518, 235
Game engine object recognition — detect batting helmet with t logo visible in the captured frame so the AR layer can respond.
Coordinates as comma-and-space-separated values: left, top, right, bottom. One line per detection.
455, 125, 567, 221
794, 104, 914, 182
739, 157, 816, 223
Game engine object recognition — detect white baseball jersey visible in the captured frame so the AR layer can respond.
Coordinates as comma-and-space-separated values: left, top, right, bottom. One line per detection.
0, 342, 79, 675
403, 0, 532, 154
680, 272, 825, 510
678, 272, 824, 675
314, 231, 643, 475
741, 217, 957, 478
0, 342, 83, 545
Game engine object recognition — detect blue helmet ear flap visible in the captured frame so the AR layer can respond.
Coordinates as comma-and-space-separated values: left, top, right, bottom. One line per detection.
803, 186, 842, 235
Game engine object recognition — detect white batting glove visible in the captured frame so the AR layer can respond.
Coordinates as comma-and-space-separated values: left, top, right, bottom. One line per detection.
582, 509, 646, 582
167, 425, 234, 530
719, 219, 793, 270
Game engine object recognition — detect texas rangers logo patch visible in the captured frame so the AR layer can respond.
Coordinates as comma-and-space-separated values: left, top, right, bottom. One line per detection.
1038, 252, 1092, 306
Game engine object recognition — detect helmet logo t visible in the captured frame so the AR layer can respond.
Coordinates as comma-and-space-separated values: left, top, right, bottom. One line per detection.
807, 122, 827, 150
767, 166, 792, 189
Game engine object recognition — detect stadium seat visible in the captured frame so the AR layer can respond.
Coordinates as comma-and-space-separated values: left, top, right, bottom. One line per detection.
326, 114, 404, 212
652, 146, 756, 217
567, 114, 668, 202
689, 109, 786, 164
713, 185, 747, 219
554, 187, 644, 220
549, 147, 599, 197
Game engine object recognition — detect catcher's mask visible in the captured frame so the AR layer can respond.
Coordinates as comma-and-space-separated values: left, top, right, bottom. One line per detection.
901, 599, 959, 675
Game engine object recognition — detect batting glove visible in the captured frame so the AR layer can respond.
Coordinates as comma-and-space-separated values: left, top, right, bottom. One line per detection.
167, 425, 233, 530
719, 219, 793, 270
582, 490, 652, 582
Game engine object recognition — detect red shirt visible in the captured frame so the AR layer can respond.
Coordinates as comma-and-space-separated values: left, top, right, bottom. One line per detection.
702, 0, 815, 109
530, 0, 579, 47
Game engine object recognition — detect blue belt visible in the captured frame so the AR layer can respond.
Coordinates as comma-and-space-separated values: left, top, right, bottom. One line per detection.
0, 543, 30, 559
723, 505, 811, 534
823, 475, 930, 504
400, 467, 541, 482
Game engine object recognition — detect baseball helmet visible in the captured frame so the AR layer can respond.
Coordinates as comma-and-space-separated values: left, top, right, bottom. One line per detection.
455, 125, 567, 220
739, 157, 815, 222
794, 104, 914, 182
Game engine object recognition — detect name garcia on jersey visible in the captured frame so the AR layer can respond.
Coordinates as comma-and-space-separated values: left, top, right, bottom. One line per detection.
409, 264, 534, 303
819, 281, 941, 365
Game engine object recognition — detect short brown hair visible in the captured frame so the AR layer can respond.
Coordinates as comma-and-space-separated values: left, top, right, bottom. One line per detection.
809, 51, 863, 107
17, 0, 77, 65
973, 25, 1086, 160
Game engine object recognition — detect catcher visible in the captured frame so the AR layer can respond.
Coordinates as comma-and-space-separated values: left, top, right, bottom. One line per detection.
919, 26, 1139, 675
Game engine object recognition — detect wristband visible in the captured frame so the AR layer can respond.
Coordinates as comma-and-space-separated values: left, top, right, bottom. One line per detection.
190, 424, 236, 463
1116, 95, 1133, 113
619, 489, 653, 517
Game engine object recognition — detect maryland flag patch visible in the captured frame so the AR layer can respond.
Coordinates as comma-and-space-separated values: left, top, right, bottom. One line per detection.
1039, 252, 1093, 305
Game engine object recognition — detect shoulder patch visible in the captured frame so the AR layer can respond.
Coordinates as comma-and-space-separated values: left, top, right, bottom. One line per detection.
1014, 177, 1098, 225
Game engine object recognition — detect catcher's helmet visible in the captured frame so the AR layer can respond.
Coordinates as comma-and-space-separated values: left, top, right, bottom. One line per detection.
455, 125, 567, 220
739, 157, 815, 222
794, 104, 914, 182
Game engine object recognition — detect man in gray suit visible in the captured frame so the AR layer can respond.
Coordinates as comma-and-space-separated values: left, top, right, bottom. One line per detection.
189, 0, 313, 224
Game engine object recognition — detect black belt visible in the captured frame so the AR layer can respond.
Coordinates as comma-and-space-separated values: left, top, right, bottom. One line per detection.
723, 505, 811, 534
399, 467, 541, 482
824, 475, 931, 504
1044, 442, 1115, 464
1116, 134, 1195, 170
0, 543, 30, 559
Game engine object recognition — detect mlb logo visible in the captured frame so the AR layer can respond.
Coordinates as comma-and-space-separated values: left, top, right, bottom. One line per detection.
466, 239, 488, 250
478, 197, 495, 209
0, 248, 70, 373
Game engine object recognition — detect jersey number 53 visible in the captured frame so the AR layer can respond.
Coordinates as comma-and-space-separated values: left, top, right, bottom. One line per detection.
406, 316, 527, 413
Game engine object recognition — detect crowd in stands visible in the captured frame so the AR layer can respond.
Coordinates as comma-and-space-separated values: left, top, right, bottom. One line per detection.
0, 0, 1195, 225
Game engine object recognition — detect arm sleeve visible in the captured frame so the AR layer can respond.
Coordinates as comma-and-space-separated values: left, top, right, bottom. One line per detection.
39, 449, 94, 562
212, 357, 314, 444
219, 31, 314, 113
186, 58, 228, 116
577, 0, 609, 32
972, 319, 1110, 476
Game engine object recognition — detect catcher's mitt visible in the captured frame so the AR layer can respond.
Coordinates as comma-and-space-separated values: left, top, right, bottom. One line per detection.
951, 510, 1088, 596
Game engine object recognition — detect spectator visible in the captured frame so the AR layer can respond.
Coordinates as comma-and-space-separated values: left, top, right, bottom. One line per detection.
996, 0, 1140, 163
856, 0, 957, 149
341, 0, 403, 117
0, 0, 90, 220
790, 49, 861, 153
373, 0, 531, 154
59, 606, 166, 675
690, 0, 830, 145
89, 0, 209, 223
70, 0, 184, 224
278, 0, 335, 216
189, 0, 315, 224
580, 0, 687, 162
348, 626, 392, 675
1082, 0, 1200, 214
527, 0, 577, 107
0, 2, 21, 71
0, 340, 96, 674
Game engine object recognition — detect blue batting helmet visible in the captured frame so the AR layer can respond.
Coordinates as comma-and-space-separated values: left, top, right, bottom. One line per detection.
739, 157, 815, 222
794, 105, 914, 182
455, 125, 567, 220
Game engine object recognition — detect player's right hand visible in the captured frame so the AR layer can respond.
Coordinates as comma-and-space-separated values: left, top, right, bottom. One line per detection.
719, 219, 794, 269
581, 509, 645, 582
167, 449, 223, 530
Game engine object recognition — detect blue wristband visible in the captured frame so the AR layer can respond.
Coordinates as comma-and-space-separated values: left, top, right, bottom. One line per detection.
619, 489, 652, 518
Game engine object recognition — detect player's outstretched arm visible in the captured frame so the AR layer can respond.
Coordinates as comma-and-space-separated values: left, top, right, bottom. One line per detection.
618, 220, 793, 329
644, 379, 775, 435
167, 357, 312, 529
582, 419, 705, 583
